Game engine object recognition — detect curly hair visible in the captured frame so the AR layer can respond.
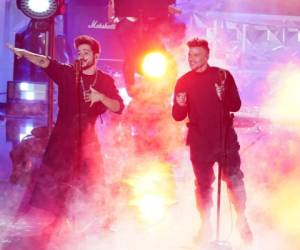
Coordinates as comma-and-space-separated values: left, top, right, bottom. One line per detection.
187, 38, 209, 54
74, 35, 101, 54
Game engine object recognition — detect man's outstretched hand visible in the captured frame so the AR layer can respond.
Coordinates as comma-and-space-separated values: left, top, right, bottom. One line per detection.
6, 43, 24, 59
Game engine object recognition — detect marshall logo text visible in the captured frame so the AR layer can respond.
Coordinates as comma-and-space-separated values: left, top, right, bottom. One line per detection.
88, 20, 116, 30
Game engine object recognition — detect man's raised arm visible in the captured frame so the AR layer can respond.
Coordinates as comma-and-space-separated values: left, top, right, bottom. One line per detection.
7, 43, 50, 68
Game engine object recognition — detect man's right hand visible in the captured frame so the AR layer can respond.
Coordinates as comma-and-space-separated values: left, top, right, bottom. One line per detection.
6, 43, 24, 59
175, 92, 187, 106
6, 43, 49, 68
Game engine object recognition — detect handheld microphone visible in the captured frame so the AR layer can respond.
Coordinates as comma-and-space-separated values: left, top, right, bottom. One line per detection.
218, 69, 226, 85
74, 59, 83, 85
215, 69, 226, 101
74, 59, 83, 72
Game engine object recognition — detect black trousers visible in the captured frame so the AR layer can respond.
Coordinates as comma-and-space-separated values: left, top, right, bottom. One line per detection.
189, 130, 246, 218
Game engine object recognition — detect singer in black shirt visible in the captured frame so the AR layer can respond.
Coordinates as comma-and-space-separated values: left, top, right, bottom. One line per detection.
172, 38, 252, 244
8, 35, 124, 231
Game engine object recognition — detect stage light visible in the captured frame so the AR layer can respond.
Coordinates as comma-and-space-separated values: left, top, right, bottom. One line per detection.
28, 0, 50, 13
19, 124, 34, 141
17, 0, 64, 20
141, 51, 168, 78
19, 82, 30, 91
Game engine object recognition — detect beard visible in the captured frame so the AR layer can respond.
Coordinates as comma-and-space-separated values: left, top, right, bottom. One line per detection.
82, 61, 94, 70
81, 56, 96, 70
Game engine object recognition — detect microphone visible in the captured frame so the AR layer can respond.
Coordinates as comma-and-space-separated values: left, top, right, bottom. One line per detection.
218, 69, 226, 84
74, 59, 83, 85
74, 59, 83, 72
215, 69, 226, 101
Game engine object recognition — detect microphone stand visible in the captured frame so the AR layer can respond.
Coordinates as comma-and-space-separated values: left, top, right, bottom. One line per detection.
74, 59, 83, 180
209, 70, 232, 250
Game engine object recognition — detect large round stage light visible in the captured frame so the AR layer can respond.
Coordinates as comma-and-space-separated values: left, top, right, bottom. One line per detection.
141, 51, 168, 78
17, 0, 61, 20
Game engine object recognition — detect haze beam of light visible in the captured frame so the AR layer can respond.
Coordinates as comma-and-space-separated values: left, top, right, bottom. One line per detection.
263, 64, 300, 125
124, 161, 175, 223
269, 178, 300, 236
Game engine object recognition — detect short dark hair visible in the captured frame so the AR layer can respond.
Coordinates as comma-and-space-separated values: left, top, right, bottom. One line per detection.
187, 38, 209, 54
74, 35, 101, 54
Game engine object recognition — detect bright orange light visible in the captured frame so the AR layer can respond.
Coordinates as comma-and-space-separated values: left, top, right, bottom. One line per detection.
141, 52, 168, 78
125, 161, 175, 223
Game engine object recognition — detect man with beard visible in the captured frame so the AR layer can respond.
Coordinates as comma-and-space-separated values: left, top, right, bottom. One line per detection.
7, 35, 124, 234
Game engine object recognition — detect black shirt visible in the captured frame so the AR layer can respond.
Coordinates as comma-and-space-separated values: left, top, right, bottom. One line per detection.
172, 66, 241, 158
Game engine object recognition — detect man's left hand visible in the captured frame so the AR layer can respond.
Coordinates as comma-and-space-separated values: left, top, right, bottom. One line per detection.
215, 83, 225, 101
84, 86, 104, 107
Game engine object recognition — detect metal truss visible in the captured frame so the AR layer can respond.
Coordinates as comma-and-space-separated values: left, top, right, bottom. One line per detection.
189, 11, 300, 68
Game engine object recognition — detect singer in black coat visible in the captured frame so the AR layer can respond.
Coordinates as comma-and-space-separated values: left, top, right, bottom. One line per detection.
172, 38, 252, 244
13, 35, 125, 217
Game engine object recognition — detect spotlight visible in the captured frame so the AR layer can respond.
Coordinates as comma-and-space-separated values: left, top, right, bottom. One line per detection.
17, 0, 64, 20
141, 51, 168, 78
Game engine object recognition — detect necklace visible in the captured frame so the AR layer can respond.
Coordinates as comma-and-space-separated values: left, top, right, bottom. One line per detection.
80, 70, 98, 93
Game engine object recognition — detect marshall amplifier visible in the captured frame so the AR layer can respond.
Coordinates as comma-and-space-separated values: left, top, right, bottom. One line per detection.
65, 0, 123, 66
